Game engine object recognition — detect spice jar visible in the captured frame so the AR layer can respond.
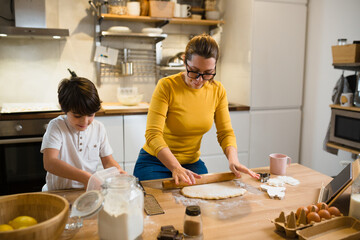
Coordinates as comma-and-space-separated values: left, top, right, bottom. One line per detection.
98, 175, 144, 240
183, 205, 203, 239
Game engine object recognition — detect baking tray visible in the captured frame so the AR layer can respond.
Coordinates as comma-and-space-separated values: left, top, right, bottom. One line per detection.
296, 216, 360, 240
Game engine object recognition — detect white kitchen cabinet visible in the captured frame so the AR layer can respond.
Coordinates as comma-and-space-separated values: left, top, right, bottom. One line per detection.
249, 109, 301, 168
250, 0, 307, 109
201, 153, 249, 173
220, 0, 306, 170
97, 110, 249, 174
200, 111, 250, 172
201, 111, 250, 156
96, 116, 124, 168
123, 114, 147, 173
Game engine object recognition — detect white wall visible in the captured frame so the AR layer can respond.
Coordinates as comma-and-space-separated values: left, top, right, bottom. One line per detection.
301, 0, 360, 176
0, 0, 204, 105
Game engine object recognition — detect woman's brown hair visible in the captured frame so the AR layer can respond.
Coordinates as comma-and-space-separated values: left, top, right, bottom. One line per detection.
58, 77, 101, 115
184, 34, 219, 63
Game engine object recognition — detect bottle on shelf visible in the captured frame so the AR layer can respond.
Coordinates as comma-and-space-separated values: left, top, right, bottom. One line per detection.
353, 72, 360, 107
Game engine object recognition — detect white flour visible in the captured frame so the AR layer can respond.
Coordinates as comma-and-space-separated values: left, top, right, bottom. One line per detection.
98, 208, 143, 240
172, 180, 264, 220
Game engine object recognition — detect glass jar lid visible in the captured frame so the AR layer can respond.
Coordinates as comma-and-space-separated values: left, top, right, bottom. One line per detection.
70, 190, 104, 218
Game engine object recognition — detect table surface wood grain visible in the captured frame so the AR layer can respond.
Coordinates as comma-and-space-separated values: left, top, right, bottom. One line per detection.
50, 164, 350, 240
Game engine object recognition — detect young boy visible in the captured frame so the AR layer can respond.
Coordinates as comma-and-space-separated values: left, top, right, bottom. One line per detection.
41, 76, 126, 191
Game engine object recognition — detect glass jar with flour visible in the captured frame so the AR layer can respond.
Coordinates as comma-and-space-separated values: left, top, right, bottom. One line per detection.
98, 175, 144, 240
64, 173, 144, 239
349, 173, 360, 220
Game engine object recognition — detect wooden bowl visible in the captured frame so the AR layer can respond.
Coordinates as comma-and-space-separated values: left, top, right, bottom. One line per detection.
0, 192, 69, 240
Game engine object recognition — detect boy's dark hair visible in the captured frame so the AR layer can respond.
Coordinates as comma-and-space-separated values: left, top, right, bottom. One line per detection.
58, 77, 101, 115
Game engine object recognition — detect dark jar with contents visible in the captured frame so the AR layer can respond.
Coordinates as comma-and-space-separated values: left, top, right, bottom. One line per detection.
183, 205, 203, 239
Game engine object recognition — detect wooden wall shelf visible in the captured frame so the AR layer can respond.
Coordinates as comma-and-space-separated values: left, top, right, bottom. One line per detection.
330, 104, 360, 112
100, 14, 225, 26
326, 142, 360, 155
333, 63, 360, 71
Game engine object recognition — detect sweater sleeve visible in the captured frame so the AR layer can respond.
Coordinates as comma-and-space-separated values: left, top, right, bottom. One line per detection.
145, 78, 170, 156
214, 83, 237, 152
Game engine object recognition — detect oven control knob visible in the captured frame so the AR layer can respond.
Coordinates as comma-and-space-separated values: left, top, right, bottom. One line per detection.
15, 124, 23, 132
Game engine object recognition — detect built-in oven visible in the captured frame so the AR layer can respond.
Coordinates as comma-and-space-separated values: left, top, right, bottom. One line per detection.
0, 119, 50, 195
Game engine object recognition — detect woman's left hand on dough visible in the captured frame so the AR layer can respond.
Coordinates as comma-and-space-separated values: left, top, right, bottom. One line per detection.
230, 162, 260, 179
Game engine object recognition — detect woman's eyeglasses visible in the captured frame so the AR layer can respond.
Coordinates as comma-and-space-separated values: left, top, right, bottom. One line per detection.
185, 64, 216, 80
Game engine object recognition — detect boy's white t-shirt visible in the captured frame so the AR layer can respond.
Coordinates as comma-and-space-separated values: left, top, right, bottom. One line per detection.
41, 115, 113, 191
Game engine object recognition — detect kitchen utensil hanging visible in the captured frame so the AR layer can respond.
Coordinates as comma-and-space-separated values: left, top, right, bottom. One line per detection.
121, 48, 133, 76
100, 48, 157, 83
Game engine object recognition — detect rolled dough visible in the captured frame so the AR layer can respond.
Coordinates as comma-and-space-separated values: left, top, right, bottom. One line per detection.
181, 181, 247, 200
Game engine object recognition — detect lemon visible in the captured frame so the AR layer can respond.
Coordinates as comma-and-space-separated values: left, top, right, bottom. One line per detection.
8, 216, 37, 229
0, 224, 14, 232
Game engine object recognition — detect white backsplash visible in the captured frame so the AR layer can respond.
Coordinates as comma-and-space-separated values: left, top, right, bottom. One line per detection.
0, 0, 212, 106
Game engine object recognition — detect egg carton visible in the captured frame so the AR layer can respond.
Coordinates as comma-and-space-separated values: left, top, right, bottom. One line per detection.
272, 209, 343, 238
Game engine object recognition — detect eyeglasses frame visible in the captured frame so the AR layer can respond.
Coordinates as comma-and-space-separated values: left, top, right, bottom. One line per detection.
185, 63, 216, 81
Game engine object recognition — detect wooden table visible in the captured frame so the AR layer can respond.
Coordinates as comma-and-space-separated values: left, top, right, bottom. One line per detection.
52, 164, 350, 240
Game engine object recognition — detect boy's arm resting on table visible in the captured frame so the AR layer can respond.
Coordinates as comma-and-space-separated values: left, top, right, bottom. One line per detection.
101, 155, 127, 174
43, 148, 92, 187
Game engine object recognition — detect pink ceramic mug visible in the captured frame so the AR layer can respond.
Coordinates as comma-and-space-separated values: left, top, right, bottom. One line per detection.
269, 153, 291, 175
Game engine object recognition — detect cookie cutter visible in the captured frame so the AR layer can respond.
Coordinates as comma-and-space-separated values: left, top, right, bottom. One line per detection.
258, 172, 271, 183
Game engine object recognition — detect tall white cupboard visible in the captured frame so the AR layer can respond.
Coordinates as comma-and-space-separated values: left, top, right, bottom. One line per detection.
220, 0, 307, 167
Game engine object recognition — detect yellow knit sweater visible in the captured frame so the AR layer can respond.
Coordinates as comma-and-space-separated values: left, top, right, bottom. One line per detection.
143, 72, 237, 164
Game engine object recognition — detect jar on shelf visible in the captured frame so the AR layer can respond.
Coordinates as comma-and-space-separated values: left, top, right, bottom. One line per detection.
353, 73, 360, 107
183, 205, 203, 239
337, 38, 347, 45
109, 0, 128, 15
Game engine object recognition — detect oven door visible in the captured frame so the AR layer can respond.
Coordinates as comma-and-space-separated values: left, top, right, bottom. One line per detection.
0, 137, 46, 195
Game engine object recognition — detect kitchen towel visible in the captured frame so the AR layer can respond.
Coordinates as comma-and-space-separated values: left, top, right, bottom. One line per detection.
323, 73, 355, 155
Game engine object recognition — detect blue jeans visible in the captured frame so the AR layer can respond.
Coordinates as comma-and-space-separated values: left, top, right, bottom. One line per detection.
133, 148, 208, 181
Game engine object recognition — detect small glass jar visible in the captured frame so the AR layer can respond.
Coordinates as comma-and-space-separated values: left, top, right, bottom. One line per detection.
337, 38, 347, 45
183, 205, 203, 239
98, 175, 144, 240
353, 73, 360, 107
109, 0, 128, 15
349, 171, 360, 220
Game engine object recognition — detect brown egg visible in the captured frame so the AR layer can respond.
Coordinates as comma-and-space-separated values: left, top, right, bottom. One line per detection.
318, 209, 331, 220
328, 206, 341, 216
316, 202, 328, 210
307, 204, 319, 213
307, 212, 321, 223
296, 206, 309, 218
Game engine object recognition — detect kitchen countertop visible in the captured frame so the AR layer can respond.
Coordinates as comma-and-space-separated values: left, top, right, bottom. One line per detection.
49, 164, 347, 240
0, 102, 250, 121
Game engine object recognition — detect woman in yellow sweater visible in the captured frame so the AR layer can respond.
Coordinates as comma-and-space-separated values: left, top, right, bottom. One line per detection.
134, 34, 259, 185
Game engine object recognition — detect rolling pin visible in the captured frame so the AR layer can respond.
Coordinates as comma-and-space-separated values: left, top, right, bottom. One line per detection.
162, 172, 238, 189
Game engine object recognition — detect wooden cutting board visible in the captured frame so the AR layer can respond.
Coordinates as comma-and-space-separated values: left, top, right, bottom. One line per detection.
162, 172, 238, 189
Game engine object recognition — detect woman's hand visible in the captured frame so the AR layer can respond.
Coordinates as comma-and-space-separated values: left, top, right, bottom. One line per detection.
172, 167, 201, 185
229, 162, 259, 179
225, 146, 259, 179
